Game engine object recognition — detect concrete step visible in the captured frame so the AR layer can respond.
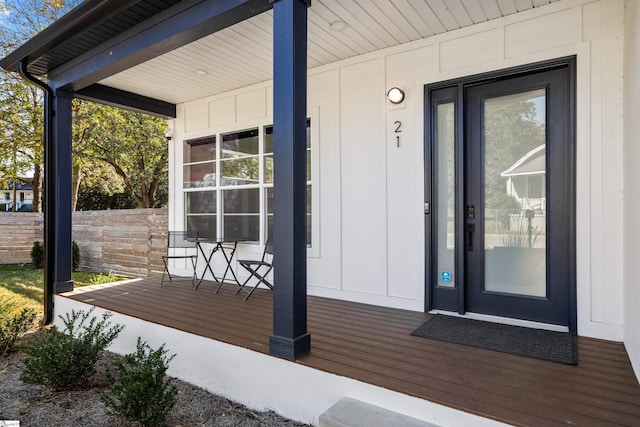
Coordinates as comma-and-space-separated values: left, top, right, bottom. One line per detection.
319, 397, 440, 427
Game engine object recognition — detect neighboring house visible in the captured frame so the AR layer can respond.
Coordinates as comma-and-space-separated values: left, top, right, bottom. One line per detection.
501, 144, 546, 213
0, 181, 34, 211
2, 0, 640, 424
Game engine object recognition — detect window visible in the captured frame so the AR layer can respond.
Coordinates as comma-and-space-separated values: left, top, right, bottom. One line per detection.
183, 135, 216, 188
221, 129, 259, 185
263, 121, 312, 244
183, 121, 312, 245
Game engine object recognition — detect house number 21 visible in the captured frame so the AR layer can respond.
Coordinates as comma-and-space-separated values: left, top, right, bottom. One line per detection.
394, 121, 402, 147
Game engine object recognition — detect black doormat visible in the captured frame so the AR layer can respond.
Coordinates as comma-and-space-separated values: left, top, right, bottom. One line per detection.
411, 315, 577, 365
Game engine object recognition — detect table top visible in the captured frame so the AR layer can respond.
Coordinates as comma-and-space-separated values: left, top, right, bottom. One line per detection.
193, 237, 247, 244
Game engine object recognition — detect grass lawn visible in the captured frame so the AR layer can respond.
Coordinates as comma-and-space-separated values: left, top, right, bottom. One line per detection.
0, 264, 128, 316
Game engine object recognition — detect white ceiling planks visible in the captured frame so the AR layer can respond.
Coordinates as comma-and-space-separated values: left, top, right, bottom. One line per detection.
443, 0, 475, 27
99, 0, 560, 105
460, 0, 490, 24
429, 0, 464, 30
409, 1, 449, 34
496, 0, 519, 15
479, 1, 505, 19
391, 1, 436, 38
515, 0, 537, 11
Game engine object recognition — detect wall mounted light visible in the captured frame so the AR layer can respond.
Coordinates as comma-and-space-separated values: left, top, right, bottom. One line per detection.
387, 87, 405, 104
164, 123, 174, 141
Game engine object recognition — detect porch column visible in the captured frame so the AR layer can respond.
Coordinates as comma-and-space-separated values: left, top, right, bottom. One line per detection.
46, 89, 74, 303
269, 0, 311, 360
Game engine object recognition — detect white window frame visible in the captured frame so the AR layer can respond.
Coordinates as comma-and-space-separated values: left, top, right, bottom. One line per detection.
182, 110, 319, 257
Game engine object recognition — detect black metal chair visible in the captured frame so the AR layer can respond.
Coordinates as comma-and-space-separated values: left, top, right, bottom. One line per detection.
236, 238, 273, 300
161, 230, 198, 286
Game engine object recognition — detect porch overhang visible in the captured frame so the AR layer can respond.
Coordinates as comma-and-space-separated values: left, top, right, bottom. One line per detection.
2, 1, 565, 108
0, 0, 276, 112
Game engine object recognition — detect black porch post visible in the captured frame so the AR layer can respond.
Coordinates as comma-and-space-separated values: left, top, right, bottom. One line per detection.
269, 0, 311, 360
47, 89, 74, 301
18, 63, 74, 324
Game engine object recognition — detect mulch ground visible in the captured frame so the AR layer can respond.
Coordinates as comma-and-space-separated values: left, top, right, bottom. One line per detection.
0, 337, 309, 427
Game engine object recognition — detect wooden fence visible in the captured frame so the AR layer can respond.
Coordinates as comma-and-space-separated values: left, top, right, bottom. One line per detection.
0, 213, 43, 265
0, 208, 168, 277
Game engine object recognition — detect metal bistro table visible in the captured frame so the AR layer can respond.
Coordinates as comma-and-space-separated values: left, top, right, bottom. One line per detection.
194, 237, 245, 293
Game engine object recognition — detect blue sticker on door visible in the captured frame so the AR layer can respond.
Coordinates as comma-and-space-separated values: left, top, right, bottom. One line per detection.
440, 271, 452, 284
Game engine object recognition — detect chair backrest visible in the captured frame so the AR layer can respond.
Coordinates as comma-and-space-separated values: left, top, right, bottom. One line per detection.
263, 236, 274, 260
167, 230, 198, 249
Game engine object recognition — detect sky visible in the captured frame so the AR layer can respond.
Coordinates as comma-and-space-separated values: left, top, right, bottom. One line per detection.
0, 1, 10, 24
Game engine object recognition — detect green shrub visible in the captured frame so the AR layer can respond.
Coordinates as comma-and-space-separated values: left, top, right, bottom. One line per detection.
32, 241, 81, 270
72, 240, 80, 271
30, 241, 44, 268
0, 299, 36, 358
21, 308, 124, 390
91, 271, 120, 285
486, 192, 520, 211
101, 338, 178, 427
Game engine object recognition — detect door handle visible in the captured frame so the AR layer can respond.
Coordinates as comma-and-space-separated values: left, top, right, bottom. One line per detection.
467, 223, 475, 251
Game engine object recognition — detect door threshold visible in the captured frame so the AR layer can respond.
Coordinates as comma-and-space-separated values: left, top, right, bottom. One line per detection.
428, 310, 570, 333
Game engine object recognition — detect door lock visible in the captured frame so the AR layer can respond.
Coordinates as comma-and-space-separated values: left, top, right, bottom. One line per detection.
467, 204, 475, 219
424, 202, 430, 214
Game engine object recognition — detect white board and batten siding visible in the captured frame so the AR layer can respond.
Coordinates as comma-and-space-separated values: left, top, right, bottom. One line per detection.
623, 0, 640, 381
169, 0, 627, 342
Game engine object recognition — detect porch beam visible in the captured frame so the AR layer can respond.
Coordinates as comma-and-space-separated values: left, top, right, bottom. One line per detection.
48, 0, 272, 92
75, 84, 176, 119
269, 0, 311, 360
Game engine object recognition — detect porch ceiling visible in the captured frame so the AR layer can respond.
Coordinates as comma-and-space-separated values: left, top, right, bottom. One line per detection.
100, 0, 561, 105
101, 0, 558, 104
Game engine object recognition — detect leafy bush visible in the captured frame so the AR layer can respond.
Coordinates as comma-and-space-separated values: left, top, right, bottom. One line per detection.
21, 308, 124, 390
0, 299, 36, 358
72, 240, 80, 271
30, 241, 44, 268
486, 192, 520, 212
91, 271, 120, 285
32, 241, 81, 270
102, 338, 178, 427
486, 193, 521, 231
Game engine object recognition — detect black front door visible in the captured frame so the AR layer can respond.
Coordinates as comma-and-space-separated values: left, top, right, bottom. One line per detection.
425, 59, 576, 330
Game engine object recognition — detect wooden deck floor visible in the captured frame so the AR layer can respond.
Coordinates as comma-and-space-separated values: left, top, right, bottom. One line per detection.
63, 276, 640, 426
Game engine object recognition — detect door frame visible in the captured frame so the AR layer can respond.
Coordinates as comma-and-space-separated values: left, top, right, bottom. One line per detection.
424, 56, 577, 333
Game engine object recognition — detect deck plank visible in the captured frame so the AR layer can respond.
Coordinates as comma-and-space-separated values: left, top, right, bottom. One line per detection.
62, 276, 640, 426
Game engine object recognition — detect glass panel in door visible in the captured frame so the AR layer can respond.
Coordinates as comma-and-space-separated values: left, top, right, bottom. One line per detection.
483, 90, 546, 297
428, 85, 461, 313
436, 102, 456, 288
